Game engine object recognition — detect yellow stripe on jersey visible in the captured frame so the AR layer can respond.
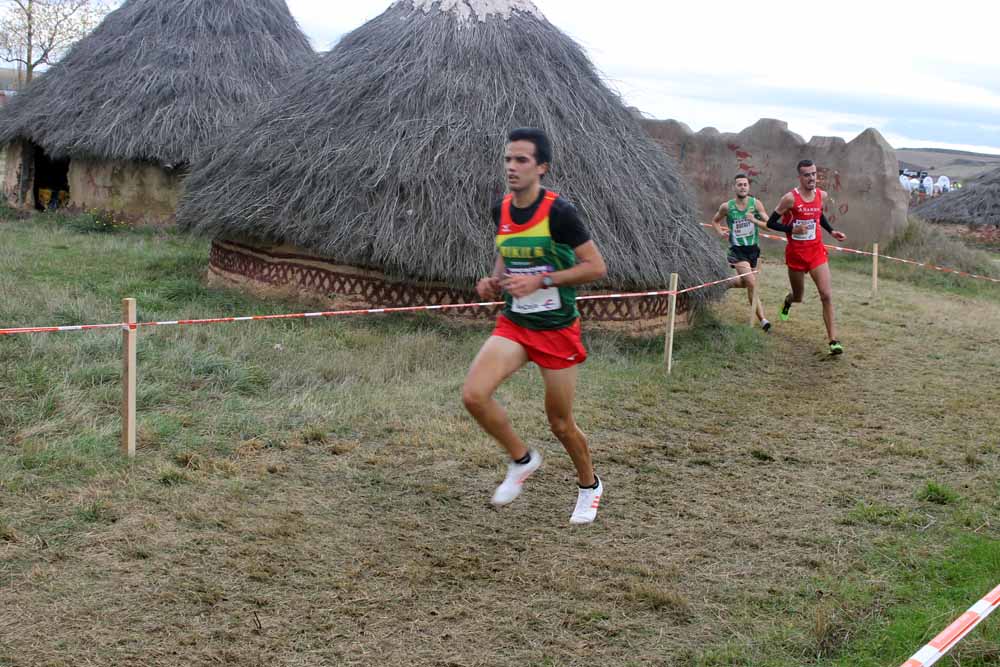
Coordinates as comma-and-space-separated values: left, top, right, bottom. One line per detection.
496, 217, 551, 243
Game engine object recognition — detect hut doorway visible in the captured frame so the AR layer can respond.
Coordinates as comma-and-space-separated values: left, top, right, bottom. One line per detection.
32, 149, 70, 211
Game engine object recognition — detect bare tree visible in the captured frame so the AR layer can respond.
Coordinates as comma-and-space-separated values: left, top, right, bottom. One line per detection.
0, 0, 110, 86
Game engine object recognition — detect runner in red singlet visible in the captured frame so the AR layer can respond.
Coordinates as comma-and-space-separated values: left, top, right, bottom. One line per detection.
765, 160, 848, 355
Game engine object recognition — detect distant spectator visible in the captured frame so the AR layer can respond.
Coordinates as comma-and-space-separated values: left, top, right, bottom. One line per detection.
936, 175, 951, 193
899, 173, 912, 192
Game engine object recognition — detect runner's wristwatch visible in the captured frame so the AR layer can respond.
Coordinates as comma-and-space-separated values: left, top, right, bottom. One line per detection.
541, 274, 554, 288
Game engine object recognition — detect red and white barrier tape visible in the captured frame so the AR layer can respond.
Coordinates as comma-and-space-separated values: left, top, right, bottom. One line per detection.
0, 272, 755, 337
900, 584, 1000, 667
702, 223, 1000, 284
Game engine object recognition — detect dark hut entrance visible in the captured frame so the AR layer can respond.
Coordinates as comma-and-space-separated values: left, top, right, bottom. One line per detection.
32, 148, 70, 211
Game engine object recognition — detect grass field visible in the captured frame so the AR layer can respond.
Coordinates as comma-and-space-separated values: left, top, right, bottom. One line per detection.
1, 214, 998, 667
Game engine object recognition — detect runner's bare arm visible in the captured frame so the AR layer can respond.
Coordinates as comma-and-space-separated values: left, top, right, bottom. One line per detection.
501, 241, 607, 297
749, 198, 770, 229
711, 202, 730, 237
774, 192, 794, 215
476, 256, 505, 299
561, 241, 608, 286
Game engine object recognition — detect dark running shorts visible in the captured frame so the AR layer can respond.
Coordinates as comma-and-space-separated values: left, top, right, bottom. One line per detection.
727, 245, 761, 268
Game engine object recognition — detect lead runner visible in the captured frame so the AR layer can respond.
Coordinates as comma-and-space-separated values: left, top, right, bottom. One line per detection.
766, 160, 848, 354
461, 127, 608, 524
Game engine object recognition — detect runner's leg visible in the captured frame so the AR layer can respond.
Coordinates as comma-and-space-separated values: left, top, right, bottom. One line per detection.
787, 268, 806, 303
462, 336, 531, 460
751, 263, 767, 322
540, 365, 595, 487
734, 261, 765, 322
733, 260, 751, 291
781, 267, 806, 319
809, 262, 837, 342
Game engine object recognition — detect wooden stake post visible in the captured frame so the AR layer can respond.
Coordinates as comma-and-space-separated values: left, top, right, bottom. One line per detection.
121, 298, 137, 458
872, 242, 880, 295
664, 273, 679, 373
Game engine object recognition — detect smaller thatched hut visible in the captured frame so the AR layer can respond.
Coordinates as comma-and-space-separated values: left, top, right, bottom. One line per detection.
179, 0, 727, 320
0, 0, 314, 219
914, 168, 1000, 226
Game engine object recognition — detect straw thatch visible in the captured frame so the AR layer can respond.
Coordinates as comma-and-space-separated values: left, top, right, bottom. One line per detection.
914, 168, 1000, 226
0, 0, 314, 166
178, 0, 726, 297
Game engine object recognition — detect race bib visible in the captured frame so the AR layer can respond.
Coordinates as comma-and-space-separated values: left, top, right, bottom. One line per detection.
512, 288, 561, 314
792, 219, 816, 241
507, 266, 562, 314
733, 218, 754, 239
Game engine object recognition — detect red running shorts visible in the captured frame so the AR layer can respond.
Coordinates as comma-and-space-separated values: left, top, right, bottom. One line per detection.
785, 243, 829, 273
492, 315, 587, 370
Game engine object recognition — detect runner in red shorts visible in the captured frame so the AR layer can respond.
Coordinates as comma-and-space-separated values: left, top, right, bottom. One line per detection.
461, 128, 608, 524
766, 160, 848, 355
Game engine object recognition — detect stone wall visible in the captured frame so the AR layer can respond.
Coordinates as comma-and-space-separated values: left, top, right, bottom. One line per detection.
642, 118, 908, 246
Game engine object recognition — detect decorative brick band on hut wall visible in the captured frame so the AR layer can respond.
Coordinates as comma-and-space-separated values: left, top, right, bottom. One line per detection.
208, 238, 680, 321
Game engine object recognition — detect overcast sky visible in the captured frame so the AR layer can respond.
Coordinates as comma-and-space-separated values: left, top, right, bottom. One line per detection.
283, 0, 1000, 155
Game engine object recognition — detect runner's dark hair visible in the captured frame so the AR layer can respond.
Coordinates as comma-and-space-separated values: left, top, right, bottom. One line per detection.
509, 127, 552, 167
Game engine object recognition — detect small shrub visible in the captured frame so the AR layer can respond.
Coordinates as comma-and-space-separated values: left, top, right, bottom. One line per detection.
300, 426, 328, 445
886, 217, 998, 279
158, 467, 190, 486
844, 501, 922, 527
916, 481, 959, 505
627, 583, 693, 620
76, 500, 117, 524
65, 209, 130, 234
173, 451, 204, 470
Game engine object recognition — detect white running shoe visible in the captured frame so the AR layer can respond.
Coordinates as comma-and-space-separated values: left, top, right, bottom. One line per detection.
570, 476, 603, 524
491, 449, 542, 506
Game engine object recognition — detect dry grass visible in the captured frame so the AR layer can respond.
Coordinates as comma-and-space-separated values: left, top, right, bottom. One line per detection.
1, 220, 999, 666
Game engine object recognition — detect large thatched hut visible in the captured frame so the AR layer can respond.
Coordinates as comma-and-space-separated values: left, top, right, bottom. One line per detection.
178, 0, 726, 320
914, 168, 1000, 226
0, 0, 314, 220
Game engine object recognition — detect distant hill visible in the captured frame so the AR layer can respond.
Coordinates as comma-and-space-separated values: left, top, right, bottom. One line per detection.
895, 147, 1000, 183
898, 147, 1000, 157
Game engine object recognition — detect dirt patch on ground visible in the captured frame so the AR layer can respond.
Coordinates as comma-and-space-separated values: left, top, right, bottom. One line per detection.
1, 243, 998, 666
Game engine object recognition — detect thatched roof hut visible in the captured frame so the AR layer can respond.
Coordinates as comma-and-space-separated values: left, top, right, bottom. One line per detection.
914, 168, 1000, 226
178, 0, 725, 319
0, 0, 314, 219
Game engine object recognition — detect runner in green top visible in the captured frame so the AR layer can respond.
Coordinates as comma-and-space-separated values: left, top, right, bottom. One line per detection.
726, 197, 760, 247
494, 189, 581, 330
711, 174, 770, 330
462, 127, 609, 525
